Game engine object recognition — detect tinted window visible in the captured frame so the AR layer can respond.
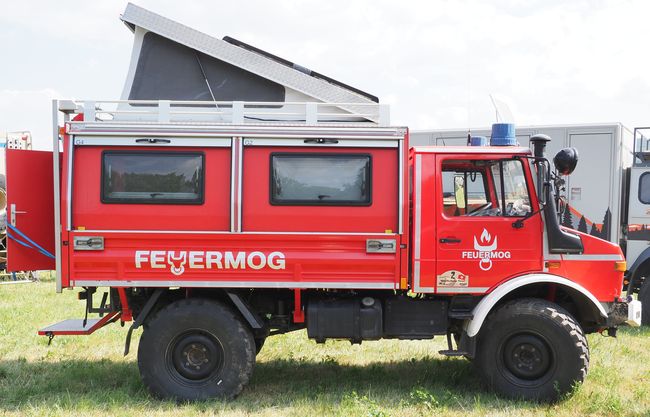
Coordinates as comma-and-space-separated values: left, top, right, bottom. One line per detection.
102, 152, 204, 204
639, 172, 650, 204
271, 154, 371, 205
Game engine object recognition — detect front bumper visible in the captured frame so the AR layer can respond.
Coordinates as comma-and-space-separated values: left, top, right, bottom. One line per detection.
606, 297, 642, 327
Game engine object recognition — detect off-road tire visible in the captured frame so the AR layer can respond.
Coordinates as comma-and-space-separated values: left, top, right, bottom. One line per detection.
639, 279, 650, 325
475, 298, 589, 402
138, 298, 255, 401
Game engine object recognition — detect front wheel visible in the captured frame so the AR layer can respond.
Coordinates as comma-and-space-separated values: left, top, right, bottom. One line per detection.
475, 298, 589, 402
138, 298, 255, 401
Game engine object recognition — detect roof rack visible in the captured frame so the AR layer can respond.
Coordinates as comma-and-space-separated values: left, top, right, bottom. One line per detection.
58, 100, 390, 127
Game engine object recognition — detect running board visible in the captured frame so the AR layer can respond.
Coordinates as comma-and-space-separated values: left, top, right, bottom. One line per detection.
38, 311, 120, 338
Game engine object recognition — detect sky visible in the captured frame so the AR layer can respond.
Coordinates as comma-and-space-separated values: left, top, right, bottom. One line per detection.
0, 0, 649, 150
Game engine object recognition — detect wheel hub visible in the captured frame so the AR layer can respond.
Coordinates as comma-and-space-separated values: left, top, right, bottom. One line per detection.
503, 334, 552, 380
170, 332, 224, 381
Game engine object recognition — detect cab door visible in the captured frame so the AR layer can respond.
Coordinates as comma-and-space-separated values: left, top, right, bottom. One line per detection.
434, 154, 543, 294
5, 149, 56, 271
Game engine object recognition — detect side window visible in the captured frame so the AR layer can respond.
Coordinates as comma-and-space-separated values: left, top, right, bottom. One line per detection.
491, 160, 532, 217
441, 158, 532, 217
102, 152, 204, 204
270, 154, 371, 205
639, 172, 650, 204
441, 161, 488, 216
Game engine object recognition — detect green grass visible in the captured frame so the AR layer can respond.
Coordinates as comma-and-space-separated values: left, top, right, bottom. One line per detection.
1, 279, 649, 417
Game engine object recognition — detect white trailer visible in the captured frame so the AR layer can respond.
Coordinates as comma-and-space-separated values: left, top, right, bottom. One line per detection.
411, 124, 650, 323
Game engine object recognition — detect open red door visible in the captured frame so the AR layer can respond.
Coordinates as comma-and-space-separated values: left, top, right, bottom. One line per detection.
6, 149, 55, 271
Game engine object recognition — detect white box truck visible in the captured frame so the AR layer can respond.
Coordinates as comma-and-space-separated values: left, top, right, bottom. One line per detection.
411, 124, 650, 324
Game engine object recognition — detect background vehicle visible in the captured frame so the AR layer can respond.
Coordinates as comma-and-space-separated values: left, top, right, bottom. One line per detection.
0, 131, 33, 281
412, 124, 650, 324
2, 3, 640, 404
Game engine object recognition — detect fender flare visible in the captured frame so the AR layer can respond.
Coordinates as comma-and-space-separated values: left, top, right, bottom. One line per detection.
626, 246, 650, 291
465, 273, 608, 338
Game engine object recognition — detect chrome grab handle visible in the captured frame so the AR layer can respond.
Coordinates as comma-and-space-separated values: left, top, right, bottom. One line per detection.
366, 239, 397, 253
9, 204, 27, 227
73, 236, 105, 251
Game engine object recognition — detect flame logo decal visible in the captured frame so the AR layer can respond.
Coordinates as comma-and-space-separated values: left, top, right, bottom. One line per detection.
474, 228, 498, 252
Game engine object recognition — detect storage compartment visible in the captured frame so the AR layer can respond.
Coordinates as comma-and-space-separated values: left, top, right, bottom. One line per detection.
383, 298, 448, 339
306, 297, 382, 343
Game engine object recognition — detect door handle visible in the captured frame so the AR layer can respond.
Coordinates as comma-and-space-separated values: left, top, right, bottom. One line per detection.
9, 204, 27, 227
439, 238, 462, 244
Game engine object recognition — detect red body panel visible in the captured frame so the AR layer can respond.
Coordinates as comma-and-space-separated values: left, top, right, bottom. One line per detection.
242, 147, 398, 233
6, 149, 56, 271
73, 146, 231, 231
68, 231, 401, 288
548, 230, 624, 301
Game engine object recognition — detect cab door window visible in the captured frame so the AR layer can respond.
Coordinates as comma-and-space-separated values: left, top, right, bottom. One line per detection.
441, 162, 489, 216
491, 160, 532, 216
441, 159, 531, 217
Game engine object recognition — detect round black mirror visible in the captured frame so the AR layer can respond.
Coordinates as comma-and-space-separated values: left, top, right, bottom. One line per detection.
553, 147, 579, 175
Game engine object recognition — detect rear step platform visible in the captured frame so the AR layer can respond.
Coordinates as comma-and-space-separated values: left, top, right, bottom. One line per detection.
38, 312, 120, 338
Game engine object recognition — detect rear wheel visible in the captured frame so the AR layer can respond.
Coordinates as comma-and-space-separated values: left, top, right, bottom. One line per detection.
475, 298, 589, 402
138, 298, 255, 401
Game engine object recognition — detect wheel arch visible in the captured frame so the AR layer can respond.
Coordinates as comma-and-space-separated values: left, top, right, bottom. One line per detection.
465, 273, 607, 337
626, 247, 650, 294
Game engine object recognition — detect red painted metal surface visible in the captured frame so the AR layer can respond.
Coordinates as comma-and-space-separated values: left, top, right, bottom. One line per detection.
117, 288, 133, 321
550, 230, 625, 301
293, 289, 304, 323
242, 147, 398, 233
73, 146, 231, 231
68, 232, 401, 288
6, 149, 56, 271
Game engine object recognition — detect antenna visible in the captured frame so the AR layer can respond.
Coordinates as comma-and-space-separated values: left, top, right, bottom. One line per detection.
489, 94, 515, 123
489, 94, 500, 122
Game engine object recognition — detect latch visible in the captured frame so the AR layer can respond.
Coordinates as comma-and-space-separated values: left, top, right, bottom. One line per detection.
73, 236, 104, 251
366, 239, 397, 253
9, 204, 27, 227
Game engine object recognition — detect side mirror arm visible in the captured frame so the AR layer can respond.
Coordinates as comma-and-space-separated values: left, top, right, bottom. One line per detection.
512, 202, 546, 229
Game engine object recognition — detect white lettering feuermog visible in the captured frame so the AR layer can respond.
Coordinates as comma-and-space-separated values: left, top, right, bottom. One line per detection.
134, 250, 286, 276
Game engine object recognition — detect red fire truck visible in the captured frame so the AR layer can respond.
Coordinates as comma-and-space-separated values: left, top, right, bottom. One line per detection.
5, 99, 640, 403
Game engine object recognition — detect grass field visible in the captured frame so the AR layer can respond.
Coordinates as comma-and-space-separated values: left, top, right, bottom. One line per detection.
1, 278, 649, 417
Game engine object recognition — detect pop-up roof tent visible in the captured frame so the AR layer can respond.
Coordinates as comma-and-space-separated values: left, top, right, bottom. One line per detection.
117, 3, 385, 124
